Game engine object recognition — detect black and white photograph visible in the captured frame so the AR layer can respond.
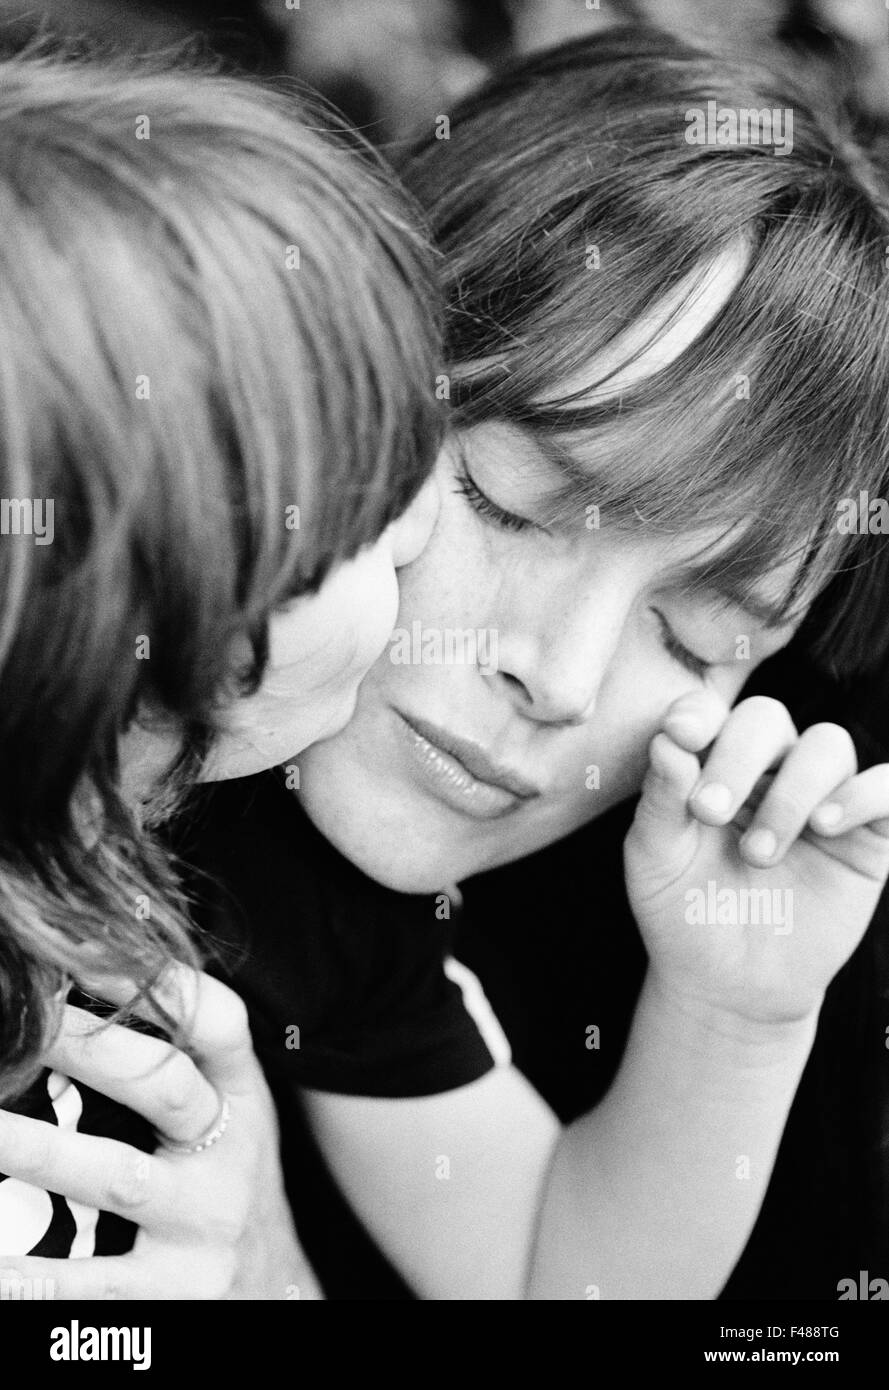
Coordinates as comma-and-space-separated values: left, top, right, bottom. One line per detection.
1, 0, 888, 1357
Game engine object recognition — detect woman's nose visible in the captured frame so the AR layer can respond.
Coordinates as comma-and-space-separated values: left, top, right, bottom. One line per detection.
492, 599, 628, 727
387, 475, 440, 569
493, 662, 600, 727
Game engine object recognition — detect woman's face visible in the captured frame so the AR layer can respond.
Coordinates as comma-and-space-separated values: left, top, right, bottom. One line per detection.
295, 244, 805, 891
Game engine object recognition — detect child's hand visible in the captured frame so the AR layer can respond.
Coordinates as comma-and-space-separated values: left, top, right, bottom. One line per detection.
624, 692, 889, 1027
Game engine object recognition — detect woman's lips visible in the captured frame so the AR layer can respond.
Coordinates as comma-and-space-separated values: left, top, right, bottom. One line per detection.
396, 711, 540, 820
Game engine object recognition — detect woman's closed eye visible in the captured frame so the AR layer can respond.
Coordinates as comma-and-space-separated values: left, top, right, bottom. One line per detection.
454, 455, 717, 680
453, 455, 541, 535
652, 609, 712, 680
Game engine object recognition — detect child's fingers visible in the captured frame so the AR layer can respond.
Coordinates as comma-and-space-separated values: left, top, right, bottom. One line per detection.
688, 696, 797, 826
808, 763, 889, 839
630, 731, 701, 858
661, 687, 732, 754
735, 723, 858, 865
731, 774, 774, 835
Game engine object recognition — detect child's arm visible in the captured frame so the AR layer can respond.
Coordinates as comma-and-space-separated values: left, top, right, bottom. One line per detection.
527, 979, 816, 1299
532, 689, 889, 1298
303, 1004, 812, 1300
303, 997, 814, 1300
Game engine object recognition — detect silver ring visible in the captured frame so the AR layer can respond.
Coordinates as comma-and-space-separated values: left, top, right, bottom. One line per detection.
160, 1095, 231, 1155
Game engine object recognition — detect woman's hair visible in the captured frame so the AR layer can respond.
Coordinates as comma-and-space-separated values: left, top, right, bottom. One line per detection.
401, 27, 889, 1272
400, 27, 889, 675
0, 48, 443, 1099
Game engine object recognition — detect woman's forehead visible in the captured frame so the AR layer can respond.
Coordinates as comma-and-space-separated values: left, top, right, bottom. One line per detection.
534, 237, 752, 406
452, 419, 812, 629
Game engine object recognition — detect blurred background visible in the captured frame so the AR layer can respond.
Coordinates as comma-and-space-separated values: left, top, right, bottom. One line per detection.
0, 0, 887, 149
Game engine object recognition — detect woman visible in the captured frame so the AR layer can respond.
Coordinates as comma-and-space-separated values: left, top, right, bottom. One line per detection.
0, 47, 442, 1292
6, 30, 889, 1300
196, 29, 889, 1299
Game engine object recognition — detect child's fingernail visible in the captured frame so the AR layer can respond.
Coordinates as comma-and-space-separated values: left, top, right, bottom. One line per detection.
811, 802, 843, 830
693, 782, 733, 816
743, 828, 778, 862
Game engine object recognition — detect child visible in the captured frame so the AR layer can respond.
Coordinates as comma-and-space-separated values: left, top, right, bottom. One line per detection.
0, 45, 442, 1288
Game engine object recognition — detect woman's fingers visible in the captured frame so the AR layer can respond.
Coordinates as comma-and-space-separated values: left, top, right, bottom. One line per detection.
44, 1006, 222, 1145
688, 696, 798, 826
157, 971, 256, 1097
736, 723, 858, 865
72, 965, 257, 1098
0, 1110, 170, 1225
0, 1254, 196, 1301
808, 763, 889, 839
0, 1256, 146, 1301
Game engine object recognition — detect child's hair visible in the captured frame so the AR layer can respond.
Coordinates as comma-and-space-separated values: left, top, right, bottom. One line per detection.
0, 48, 443, 1099
400, 27, 889, 676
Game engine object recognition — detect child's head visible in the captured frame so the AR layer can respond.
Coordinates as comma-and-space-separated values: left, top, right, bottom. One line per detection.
296, 29, 889, 892
0, 49, 443, 1094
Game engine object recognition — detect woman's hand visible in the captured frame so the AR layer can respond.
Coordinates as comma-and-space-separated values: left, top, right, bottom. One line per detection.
624, 691, 889, 1028
0, 966, 321, 1299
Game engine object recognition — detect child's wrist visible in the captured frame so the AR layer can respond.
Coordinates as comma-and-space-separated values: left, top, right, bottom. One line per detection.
642, 968, 821, 1065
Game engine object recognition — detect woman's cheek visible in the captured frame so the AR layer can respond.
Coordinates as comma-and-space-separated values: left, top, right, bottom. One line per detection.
397, 498, 494, 632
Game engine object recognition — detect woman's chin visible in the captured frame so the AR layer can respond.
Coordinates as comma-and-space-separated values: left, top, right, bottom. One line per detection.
307, 801, 483, 895
357, 858, 460, 897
